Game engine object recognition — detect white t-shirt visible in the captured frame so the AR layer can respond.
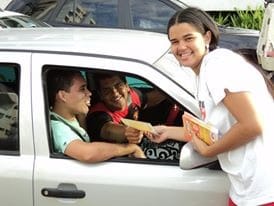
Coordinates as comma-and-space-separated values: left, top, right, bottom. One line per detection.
197, 48, 274, 205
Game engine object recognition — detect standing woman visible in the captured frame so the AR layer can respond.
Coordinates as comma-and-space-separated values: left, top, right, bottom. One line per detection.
149, 7, 274, 206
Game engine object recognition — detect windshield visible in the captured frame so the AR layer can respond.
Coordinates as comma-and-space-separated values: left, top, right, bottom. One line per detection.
0, 15, 49, 28
169, 0, 188, 8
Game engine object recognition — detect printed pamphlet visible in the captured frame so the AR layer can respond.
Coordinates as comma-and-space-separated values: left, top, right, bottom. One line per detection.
121, 118, 156, 133
182, 112, 219, 145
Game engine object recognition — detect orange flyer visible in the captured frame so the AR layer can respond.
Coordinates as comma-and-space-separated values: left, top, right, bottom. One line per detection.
182, 112, 219, 145
121, 118, 156, 133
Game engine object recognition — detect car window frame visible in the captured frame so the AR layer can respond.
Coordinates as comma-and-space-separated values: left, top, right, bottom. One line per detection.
29, 51, 198, 167
43, 65, 187, 166
0, 63, 20, 155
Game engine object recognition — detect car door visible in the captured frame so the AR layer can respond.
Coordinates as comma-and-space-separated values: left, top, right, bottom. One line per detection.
0, 52, 34, 206
32, 52, 229, 206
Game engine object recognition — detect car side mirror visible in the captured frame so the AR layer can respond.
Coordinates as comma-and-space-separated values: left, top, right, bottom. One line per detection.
179, 142, 218, 170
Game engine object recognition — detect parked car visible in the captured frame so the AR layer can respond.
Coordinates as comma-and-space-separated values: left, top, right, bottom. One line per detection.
0, 0, 12, 9
0, 8, 50, 28
5, 0, 259, 53
0, 27, 230, 206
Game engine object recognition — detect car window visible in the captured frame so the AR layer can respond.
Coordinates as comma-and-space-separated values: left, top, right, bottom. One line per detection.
126, 76, 152, 88
44, 66, 190, 164
129, 0, 176, 30
0, 15, 49, 28
55, 0, 118, 27
0, 64, 19, 153
28, 0, 57, 20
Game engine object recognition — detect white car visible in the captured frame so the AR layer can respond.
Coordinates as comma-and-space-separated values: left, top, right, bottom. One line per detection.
0, 27, 229, 206
0, 0, 12, 9
0, 8, 49, 28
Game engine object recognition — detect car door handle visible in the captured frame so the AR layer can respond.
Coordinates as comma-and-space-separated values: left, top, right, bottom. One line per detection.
41, 183, 85, 199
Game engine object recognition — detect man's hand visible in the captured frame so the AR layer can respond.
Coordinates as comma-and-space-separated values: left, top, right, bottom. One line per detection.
129, 144, 146, 158
124, 127, 143, 144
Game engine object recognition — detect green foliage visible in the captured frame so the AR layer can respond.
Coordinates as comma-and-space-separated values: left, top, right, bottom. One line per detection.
213, 12, 230, 25
211, 6, 264, 30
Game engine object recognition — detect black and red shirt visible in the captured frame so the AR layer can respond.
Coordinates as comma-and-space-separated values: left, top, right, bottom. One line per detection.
86, 88, 146, 139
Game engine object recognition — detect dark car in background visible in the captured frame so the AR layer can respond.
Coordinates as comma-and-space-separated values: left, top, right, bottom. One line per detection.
5, 0, 259, 56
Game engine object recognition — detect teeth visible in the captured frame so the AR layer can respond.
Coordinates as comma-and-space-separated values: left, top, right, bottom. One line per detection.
179, 50, 191, 57
114, 96, 121, 101
180, 52, 190, 58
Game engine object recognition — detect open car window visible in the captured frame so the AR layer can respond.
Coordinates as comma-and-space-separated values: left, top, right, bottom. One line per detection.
0, 64, 19, 153
43, 66, 192, 165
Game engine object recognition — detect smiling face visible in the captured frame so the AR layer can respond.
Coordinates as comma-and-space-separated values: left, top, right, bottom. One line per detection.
98, 75, 130, 111
61, 74, 91, 118
169, 23, 211, 74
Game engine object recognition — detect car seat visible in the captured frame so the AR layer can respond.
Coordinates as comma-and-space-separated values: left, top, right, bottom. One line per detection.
0, 92, 18, 139
0, 92, 19, 151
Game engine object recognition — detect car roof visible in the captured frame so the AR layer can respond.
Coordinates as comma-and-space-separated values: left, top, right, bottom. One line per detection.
0, 9, 25, 17
0, 27, 170, 64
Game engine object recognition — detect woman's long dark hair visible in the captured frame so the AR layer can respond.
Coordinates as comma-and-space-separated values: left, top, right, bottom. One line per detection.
167, 7, 273, 98
167, 7, 220, 51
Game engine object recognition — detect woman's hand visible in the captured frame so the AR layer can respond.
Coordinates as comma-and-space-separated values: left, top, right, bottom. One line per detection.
191, 134, 212, 157
145, 125, 169, 143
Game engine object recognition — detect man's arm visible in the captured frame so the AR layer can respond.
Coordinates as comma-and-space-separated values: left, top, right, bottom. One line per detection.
87, 111, 129, 143
100, 121, 127, 143
87, 111, 143, 144
64, 139, 145, 163
101, 122, 143, 144
86, 111, 112, 140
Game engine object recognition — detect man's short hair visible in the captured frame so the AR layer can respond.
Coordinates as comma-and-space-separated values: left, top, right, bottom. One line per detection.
46, 69, 82, 107
93, 72, 127, 92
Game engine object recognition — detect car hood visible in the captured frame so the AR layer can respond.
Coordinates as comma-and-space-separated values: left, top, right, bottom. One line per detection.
218, 27, 259, 50
218, 25, 259, 35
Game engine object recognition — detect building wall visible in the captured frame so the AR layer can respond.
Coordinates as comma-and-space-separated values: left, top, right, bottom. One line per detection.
181, 0, 264, 11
